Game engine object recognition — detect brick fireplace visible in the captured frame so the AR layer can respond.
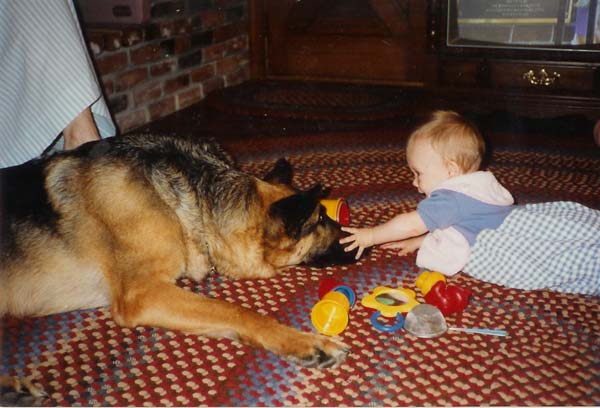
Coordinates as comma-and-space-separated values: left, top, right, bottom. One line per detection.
80, 0, 249, 133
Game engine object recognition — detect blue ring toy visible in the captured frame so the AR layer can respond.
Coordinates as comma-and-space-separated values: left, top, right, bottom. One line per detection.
370, 311, 405, 332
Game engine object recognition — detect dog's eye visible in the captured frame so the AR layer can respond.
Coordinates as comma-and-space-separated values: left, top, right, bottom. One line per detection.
318, 207, 327, 223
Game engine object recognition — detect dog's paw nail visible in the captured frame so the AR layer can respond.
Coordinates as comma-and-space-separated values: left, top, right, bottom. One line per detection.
298, 338, 350, 369
292, 346, 344, 369
0, 377, 46, 406
0, 390, 45, 407
297, 354, 319, 368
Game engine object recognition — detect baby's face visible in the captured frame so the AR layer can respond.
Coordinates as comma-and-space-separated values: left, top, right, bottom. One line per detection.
406, 139, 456, 196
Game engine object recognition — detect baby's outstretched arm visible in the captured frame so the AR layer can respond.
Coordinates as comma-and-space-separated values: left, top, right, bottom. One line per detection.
340, 210, 427, 259
382, 235, 426, 256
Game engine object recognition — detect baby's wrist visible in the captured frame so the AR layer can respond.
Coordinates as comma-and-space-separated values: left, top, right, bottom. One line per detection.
367, 228, 377, 246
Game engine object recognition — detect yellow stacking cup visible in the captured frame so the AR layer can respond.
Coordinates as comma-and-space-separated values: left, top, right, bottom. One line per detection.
320, 198, 350, 226
310, 291, 351, 336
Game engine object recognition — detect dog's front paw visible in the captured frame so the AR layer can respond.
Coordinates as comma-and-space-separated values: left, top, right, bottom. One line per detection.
0, 376, 46, 407
285, 333, 350, 369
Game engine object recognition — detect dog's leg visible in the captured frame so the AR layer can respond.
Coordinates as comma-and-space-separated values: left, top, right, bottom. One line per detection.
0, 376, 46, 406
111, 281, 349, 368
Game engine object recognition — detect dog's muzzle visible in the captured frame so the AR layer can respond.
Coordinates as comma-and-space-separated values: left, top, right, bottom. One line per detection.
304, 228, 362, 268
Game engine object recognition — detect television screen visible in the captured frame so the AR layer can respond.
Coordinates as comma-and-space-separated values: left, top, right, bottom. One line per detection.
448, 0, 600, 49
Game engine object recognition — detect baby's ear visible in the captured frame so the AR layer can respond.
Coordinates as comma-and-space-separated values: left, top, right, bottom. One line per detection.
446, 160, 462, 177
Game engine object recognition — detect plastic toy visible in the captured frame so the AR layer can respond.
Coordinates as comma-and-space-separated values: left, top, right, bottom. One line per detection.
361, 287, 420, 332
424, 281, 471, 316
318, 278, 343, 299
414, 270, 471, 316
320, 198, 350, 226
311, 284, 356, 336
415, 270, 446, 296
361, 287, 419, 317
405, 304, 507, 338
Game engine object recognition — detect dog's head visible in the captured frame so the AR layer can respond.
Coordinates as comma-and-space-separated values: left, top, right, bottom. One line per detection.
263, 158, 361, 268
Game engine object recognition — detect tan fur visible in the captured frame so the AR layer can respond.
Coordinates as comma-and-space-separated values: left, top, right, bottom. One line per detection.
1, 137, 351, 384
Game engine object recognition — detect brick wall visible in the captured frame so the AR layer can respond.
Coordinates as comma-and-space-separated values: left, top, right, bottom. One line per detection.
84, 0, 249, 133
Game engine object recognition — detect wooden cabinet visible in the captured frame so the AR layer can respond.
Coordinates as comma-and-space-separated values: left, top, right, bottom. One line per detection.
248, 0, 600, 121
429, 0, 600, 120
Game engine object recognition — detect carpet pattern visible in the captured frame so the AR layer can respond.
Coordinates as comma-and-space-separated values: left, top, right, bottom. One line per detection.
2, 135, 600, 406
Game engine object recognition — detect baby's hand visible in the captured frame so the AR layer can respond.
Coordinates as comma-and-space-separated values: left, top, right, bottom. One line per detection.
339, 227, 374, 260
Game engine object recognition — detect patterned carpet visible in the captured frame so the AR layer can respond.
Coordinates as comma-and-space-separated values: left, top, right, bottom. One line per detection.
203, 79, 418, 121
2, 103, 600, 406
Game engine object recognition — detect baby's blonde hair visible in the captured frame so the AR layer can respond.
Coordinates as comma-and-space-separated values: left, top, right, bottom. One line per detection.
407, 110, 485, 173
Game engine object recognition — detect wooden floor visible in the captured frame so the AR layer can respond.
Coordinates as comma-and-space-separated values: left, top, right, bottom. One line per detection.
138, 84, 599, 152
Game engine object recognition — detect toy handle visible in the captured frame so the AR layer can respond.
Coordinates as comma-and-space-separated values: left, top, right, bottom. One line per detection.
370, 311, 405, 332
448, 327, 507, 336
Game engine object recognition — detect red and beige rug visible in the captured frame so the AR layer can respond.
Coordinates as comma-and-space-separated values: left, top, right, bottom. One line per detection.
2, 121, 599, 406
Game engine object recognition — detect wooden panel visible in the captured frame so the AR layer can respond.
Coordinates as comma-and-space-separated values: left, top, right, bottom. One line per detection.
278, 35, 412, 81
439, 60, 481, 87
251, 0, 428, 84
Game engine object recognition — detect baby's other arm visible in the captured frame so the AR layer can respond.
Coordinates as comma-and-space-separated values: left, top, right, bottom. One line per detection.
382, 234, 426, 256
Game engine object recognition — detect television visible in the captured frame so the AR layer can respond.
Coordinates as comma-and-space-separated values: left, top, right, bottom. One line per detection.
440, 0, 600, 55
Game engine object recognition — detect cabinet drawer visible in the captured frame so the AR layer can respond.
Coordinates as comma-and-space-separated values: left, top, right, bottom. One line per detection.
489, 62, 595, 92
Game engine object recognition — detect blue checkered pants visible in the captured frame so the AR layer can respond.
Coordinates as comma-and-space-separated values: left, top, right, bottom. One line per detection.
464, 201, 600, 295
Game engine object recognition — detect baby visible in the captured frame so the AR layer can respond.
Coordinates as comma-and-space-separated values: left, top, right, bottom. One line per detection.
341, 110, 599, 295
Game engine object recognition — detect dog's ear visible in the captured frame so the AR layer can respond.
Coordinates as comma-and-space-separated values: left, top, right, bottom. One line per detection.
263, 158, 293, 185
269, 184, 323, 240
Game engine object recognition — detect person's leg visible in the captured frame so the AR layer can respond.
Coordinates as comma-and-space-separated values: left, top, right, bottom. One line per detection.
594, 119, 600, 146
63, 107, 101, 150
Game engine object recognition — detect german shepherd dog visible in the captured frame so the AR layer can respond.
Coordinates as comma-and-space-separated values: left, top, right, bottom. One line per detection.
0, 134, 358, 402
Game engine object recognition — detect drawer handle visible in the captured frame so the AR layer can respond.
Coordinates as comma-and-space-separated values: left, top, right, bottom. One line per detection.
522, 69, 560, 86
